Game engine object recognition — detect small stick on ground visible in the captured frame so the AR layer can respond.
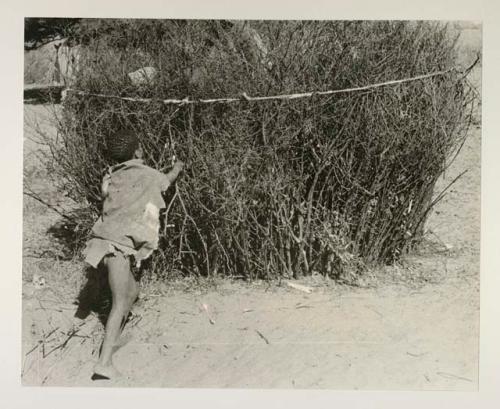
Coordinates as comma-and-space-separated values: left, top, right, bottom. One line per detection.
295, 304, 312, 309
255, 329, 270, 345
406, 351, 426, 358
44, 325, 81, 358
25, 342, 41, 357
436, 371, 473, 382
286, 281, 313, 294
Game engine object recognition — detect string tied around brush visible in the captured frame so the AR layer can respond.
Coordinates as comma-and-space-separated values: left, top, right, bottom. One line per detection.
62, 57, 480, 106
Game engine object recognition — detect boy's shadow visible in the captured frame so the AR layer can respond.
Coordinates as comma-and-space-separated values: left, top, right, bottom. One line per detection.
74, 264, 139, 330
74, 264, 112, 326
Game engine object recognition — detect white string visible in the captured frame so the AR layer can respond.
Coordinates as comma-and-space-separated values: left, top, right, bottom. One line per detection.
64, 66, 458, 105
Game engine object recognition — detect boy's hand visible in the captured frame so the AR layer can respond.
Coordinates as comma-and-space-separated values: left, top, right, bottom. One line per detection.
164, 160, 184, 186
174, 160, 184, 171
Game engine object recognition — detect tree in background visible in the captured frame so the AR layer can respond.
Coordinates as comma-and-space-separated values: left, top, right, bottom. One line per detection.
24, 18, 80, 49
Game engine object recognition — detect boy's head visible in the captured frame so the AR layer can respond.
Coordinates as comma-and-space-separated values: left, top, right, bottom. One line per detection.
106, 127, 142, 163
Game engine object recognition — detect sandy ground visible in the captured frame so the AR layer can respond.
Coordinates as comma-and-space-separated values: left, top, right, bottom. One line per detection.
21, 98, 480, 390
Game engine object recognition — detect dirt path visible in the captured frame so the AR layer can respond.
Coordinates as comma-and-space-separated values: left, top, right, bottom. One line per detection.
21, 103, 480, 390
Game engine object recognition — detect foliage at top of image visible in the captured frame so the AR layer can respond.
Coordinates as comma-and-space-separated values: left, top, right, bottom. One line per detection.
45, 20, 476, 282
24, 18, 81, 50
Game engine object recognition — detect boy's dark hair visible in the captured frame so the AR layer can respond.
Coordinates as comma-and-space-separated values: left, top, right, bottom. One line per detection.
106, 127, 139, 163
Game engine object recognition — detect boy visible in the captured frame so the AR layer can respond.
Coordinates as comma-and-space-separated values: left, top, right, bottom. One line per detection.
83, 127, 183, 380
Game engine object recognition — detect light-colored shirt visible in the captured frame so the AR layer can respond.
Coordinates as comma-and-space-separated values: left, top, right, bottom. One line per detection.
83, 159, 171, 267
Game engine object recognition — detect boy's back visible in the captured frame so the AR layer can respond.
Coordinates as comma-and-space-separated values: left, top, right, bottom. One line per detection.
86, 158, 173, 268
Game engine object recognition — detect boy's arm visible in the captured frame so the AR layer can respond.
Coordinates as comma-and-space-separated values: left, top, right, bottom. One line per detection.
161, 160, 184, 190
101, 169, 112, 198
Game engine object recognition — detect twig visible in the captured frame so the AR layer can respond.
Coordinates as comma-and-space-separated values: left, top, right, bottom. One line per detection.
40, 338, 78, 385
414, 169, 469, 234
201, 304, 216, 325
436, 371, 473, 382
255, 329, 270, 345
43, 325, 81, 358
163, 186, 179, 233
177, 186, 210, 276
25, 343, 40, 357
23, 189, 72, 221
286, 281, 313, 294
406, 351, 426, 358
457, 53, 481, 80
43, 326, 60, 343
365, 306, 383, 318
129, 314, 143, 328
295, 304, 312, 309
430, 169, 469, 209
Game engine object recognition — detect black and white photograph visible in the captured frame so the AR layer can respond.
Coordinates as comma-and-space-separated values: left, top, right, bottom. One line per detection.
21, 16, 482, 389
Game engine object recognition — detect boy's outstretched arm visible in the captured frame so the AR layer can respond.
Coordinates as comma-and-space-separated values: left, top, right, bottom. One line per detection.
101, 170, 112, 198
163, 160, 184, 189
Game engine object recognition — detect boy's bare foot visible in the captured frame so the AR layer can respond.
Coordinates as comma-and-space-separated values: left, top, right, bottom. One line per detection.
92, 362, 122, 380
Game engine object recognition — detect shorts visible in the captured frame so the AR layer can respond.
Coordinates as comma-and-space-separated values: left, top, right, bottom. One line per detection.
83, 237, 138, 269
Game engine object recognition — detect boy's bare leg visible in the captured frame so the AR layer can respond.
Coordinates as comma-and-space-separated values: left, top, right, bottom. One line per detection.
93, 253, 138, 379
